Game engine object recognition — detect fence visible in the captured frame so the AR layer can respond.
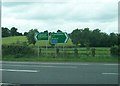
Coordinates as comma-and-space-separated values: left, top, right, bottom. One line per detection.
32, 46, 110, 57
2, 45, 111, 57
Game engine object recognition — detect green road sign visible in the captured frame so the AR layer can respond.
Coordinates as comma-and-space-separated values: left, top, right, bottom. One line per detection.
35, 32, 48, 40
50, 32, 69, 44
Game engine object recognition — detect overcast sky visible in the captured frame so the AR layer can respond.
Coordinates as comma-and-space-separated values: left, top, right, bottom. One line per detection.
1, 0, 119, 34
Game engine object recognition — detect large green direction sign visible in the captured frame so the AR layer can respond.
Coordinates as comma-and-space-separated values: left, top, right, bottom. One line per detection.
35, 32, 48, 40
50, 32, 69, 44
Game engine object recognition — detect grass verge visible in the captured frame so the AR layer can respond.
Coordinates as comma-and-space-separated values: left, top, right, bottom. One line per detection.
2, 55, 118, 63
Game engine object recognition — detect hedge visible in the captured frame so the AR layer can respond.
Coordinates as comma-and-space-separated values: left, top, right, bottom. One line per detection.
110, 45, 120, 56
2, 45, 35, 57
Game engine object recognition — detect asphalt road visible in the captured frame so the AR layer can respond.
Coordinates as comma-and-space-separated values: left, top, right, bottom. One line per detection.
0, 61, 119, 84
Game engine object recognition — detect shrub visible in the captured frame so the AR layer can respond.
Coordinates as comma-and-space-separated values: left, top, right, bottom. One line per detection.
2, 44, 35, 57
110, 45, 120, 56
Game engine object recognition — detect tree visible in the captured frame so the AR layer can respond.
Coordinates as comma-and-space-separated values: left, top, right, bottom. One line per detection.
26, 29, 39, 45
109, 33, 118, 46
44, 30, 48, 33
57, 30, 62, 32
80, 28, 91, 47
24, 32, 28, 36
89, 29, 101, 47
99, 32, 109, 47
2, 27, 10, 37
70, 28, 92, 47
70, 29, 80, 46
10, 27, 18, 36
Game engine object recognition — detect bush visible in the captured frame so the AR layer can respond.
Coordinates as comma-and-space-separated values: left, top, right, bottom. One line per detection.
2, 44, 35, 57
110, 45, 120, 56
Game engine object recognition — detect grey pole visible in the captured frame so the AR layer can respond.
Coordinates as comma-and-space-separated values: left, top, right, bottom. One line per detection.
38, 46, 39, 57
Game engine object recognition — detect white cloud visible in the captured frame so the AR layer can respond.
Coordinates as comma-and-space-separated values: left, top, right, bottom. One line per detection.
1, 0, 119, 34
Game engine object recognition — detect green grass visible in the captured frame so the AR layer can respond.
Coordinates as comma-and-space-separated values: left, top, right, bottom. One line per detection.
2, 36, 117, 63
2, 55, 118, 63
2, 36, 74, 46
2, 36, 27, 45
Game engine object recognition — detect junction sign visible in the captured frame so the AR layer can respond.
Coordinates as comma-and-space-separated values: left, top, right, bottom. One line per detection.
35, 32, 48, 40
50, 32, 69, 44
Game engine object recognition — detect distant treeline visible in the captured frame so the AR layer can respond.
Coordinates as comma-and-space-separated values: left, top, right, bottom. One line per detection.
70, 28, 119, 47
2, 27, 23, 37
1, 27, 120, 47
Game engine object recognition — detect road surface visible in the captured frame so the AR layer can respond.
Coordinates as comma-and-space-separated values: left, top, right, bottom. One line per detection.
0, 61, 119, 84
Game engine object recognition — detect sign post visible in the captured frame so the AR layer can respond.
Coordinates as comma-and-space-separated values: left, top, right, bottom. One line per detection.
50, 32, 69, 57
35, 32, 49, 56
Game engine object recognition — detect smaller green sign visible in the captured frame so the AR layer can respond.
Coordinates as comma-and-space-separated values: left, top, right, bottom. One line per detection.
35, 32, 48, 40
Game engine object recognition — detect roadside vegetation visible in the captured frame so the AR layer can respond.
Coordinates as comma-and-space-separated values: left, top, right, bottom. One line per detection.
2, 27, 119, 62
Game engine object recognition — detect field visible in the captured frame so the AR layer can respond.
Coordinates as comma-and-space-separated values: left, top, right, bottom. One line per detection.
2, 36, 27, 45
2, 36, 74, 47
2, 36, 118, 62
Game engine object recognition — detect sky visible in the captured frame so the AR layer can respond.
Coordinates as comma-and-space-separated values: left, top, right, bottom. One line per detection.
1, 0, 119, 34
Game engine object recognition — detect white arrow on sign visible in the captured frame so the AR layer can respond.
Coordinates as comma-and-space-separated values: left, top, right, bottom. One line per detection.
34, 33, 39, 41
64, 32, 69, 43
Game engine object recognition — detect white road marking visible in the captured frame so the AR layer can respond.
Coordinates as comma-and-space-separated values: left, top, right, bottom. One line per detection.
2, 61, 89, 65
3, 64, 77, 68
6, 65, 56, 68
0, 83, 14, 85
0, 69, 38, 73
54, 66, 77, 68
102, 73, 119, 75
103, 64, 118, 66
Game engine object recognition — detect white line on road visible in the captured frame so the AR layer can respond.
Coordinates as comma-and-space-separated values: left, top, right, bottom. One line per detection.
103, 64, 118, 66
2, 61, 89, 65
0, 83, 14, 85
3, 64, 77, 68
54, 66, 77, 68
0, 69, 38, 73
102, 73, 119, 75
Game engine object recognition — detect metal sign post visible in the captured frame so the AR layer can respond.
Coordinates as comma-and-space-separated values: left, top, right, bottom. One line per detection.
49, 32, 69, 58
63, 44, 65, 58
35, 32, 49, 57
38, 46, 39, 57
46, 33, 49, 57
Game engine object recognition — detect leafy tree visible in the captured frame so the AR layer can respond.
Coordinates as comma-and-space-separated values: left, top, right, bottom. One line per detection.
26, 29, 39, 45
80, 28, 91, 47
24, 32, 28, 36
44, 30, 48, 33
70, 29, 80, 46
109, 33, 118, 46
10, 27, 18, 36
89, 29, 101, 47
110, 45, 120, 56
2, 27, 10, 37
57, 30, 62, 32
70, 28, 92, 47
99, 32, 109, 47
